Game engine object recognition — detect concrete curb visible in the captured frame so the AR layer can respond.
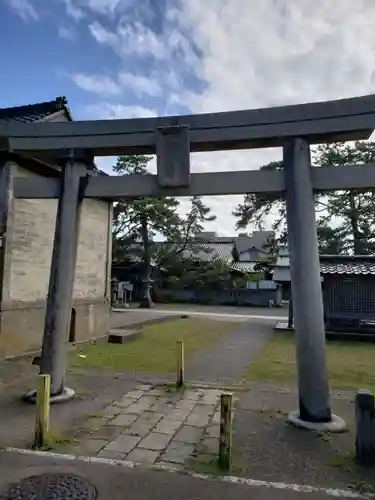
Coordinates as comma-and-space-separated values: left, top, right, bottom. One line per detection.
111, 314, 188, 331
4, 447, 374, 499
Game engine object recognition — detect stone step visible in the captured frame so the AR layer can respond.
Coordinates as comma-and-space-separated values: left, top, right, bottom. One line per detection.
108, 329, 141, 344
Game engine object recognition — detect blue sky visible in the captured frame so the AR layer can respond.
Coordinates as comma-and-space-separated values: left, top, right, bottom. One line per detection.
2, 0, 375, 234
1, 0, 201, 119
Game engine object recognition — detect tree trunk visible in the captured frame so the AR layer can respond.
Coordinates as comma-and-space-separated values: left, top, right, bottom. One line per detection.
139, 215, 153, 308
348, 193, 362, 254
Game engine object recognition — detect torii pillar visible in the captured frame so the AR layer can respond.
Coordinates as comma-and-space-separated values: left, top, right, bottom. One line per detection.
283, 138, 345, 431
25, 149, 89, 402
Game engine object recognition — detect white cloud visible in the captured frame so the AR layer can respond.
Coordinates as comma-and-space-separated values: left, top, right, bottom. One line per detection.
68, 0, 375, 235
72, 73, 122, 96
89, 20, 168, 60
85, 102, 157, 119
165, 0, 375, 234
61, 0, 85, 20
62, 0, 150, 18
118, 72, 162, 98
6, 0, 38, 21
72, 71, 162, 98
58, 26, 76, 40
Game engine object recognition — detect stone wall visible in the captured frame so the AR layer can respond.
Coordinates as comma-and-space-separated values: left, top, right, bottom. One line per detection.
0, 163, 112, 357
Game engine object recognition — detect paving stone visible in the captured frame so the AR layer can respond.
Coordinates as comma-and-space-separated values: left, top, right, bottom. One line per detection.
147, 388, 163, 396
151, 401, 176, 413
101, 406, 122, 419
137, 411, 165, 425
97, 450, 125, 460
154, 418, 183, 435
174, 425, 204, 444
194, 403, 216, 417
81, 425, 123, 441
205, 425, 220, 439
123, 398, 157, 414
82, 418, 106, 430
138, 432, 172, 451
161, 442, 195, 464
186, 412, 211, 428
76, 439, 108, 455
124, 390, 145, 400
182, 390, 202, 401
175, 400, 196, 411
199, 391, 221, 405
110, 413, 139, 427
136, 384, 153, 392
104, 434, 142, 453
126, 448, 160, 464
197, 437, 219, 454
167, 408, 192, 421
112, 397, 137, 408
124, 420, 156, 438
163, 392, 184, 404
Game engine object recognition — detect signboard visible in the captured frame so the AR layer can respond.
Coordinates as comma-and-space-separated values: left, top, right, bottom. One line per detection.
246, 282, 257, 290
118, 281, 134, 301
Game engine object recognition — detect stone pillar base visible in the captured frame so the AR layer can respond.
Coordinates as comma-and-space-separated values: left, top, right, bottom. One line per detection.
287, 410, 347, 433
23, 387, 75, 404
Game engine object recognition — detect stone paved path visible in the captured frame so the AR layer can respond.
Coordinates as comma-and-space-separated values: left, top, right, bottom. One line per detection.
185, 321, 271, 385
68, 384, 234, 467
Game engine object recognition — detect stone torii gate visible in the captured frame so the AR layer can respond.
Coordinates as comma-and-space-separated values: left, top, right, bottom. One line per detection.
2, 94, 375, 428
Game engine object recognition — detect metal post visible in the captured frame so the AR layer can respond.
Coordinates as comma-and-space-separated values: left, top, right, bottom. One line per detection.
24, 150, 88, 403
176, 340, 185, 389
219, 392, 233, 471
34, 374, 51, 449
283, 138, 331, 424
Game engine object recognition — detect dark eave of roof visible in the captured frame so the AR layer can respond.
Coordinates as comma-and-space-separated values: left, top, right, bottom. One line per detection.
0, 97, 109, 177
0, 97, 72, 123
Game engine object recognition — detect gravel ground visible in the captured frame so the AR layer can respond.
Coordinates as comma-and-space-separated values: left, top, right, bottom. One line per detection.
185, 321, 271, 385
232, 382, 375, 491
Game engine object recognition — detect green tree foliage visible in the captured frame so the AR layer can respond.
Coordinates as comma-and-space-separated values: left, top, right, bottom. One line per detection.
112, 155, 217, 305
233, 141, 375, 255
314, 142, 375, 255
156, 196, 217, 270
112, 155, 180, 307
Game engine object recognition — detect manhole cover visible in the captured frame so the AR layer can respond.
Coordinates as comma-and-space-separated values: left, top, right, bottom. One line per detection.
0, 473, 97, 499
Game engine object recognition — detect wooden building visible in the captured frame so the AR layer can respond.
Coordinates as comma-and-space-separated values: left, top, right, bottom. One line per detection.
0, 97, 112, 356
274, 250, 375, 332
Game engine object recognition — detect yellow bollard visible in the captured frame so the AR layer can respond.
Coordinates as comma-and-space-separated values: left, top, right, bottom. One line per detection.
34, 374, 50, 449
219, 392, 233, 471
176, 340, 184, 389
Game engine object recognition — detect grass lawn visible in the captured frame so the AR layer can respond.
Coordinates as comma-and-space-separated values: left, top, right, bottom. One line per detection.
246, 332, 375, 392
70, 318, 235, 373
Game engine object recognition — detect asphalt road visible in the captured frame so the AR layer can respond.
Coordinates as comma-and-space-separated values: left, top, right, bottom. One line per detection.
0, 450, 347, 500
112, 303, 288, 325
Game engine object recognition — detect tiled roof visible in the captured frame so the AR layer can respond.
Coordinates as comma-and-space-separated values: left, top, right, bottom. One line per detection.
194, 231, 275, 254
320, 256, 375, 275
274, 254, 375, 278
0, 97, 71, 123
183, 242, 233, 262
230, 262, 258, 273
